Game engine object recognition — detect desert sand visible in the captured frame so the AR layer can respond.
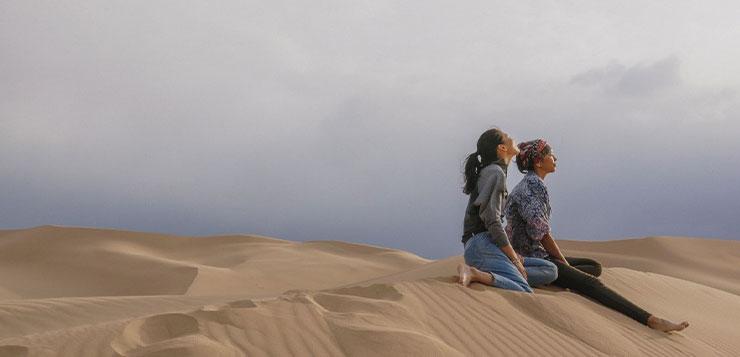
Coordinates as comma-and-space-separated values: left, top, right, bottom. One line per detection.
0, 225, 738, 356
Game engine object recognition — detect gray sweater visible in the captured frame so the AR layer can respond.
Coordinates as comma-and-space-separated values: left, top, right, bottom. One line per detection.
461, 161, 511, 247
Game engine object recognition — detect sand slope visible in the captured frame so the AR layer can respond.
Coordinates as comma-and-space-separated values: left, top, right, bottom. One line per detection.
0, 226, 738, 356
0, 225, 429, 299
558, 236, 740, 295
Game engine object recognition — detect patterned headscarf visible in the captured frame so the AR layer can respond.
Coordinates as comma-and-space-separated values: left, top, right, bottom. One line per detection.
517, 139, 549, 170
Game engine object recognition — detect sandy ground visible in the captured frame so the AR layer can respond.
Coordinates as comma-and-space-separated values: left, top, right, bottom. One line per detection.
0, 225, 738, 356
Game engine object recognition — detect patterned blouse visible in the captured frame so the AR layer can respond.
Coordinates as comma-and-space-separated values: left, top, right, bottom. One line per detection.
504, 171, 551, 258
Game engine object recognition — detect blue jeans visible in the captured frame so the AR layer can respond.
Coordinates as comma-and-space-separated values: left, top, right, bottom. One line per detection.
464, 232, 558, 293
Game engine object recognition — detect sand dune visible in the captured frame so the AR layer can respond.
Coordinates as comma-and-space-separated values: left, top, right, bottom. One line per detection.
0, 225, 428, 299
0, 226, 738, 356
558, 236, 740, 295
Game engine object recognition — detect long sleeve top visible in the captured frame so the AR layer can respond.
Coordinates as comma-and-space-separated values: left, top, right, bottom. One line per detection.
504, 171, 551, 258
461, 160, 511, 247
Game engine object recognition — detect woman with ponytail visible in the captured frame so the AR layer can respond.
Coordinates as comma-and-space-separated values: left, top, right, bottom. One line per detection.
505, 139, 690, 332
457, 128, 558, 293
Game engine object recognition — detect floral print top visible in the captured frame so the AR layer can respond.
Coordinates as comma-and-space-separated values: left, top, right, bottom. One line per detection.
504, 171, 551, 258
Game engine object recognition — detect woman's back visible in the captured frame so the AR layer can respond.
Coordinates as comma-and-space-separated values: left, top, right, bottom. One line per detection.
461, 162, 509, 246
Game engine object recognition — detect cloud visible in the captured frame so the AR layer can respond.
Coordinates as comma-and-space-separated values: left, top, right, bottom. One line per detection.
571, 56, 681, 96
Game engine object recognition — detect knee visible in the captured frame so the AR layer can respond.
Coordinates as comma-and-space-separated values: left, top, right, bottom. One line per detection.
581, 258, 602, 277
591, 262, 602, 277
544, 263, 559, 283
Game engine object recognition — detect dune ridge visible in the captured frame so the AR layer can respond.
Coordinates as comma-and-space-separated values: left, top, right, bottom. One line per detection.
0, 225, 738, 356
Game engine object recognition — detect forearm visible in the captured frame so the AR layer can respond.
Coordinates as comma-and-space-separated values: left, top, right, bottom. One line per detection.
499, 244, 520, 263
500, 244, 526, 277
485, 219, 511, 250
540, 233, 567, 263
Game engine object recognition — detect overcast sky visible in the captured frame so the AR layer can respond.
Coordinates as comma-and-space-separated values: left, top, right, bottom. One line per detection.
2, 1, 739, 258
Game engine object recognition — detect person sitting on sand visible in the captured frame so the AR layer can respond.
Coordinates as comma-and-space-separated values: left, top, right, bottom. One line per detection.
457, 128, 559, 292
504, 138, 690, 332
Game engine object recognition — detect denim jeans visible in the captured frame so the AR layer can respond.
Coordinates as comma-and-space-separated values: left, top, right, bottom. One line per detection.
464, 231, 558, 292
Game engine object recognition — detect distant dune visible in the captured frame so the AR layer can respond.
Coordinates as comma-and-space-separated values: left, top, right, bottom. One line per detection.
0, 226, 738, 356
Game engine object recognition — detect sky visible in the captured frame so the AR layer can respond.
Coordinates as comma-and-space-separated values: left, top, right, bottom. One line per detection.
1, 1, 739, 259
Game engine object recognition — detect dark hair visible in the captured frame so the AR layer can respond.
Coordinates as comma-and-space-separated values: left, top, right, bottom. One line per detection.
515, 141, 551, 174
462, 128, 505, 195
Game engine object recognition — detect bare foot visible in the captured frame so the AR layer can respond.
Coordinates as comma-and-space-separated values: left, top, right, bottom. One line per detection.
647, 316, 690, 332
458, 263, 473, 287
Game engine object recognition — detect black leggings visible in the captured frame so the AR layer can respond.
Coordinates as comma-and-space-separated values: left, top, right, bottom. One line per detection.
548, 256, 651, 325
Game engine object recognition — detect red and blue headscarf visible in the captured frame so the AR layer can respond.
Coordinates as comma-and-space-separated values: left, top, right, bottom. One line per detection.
517, 139, 549, 170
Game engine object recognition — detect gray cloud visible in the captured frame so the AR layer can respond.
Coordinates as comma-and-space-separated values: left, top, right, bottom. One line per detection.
571, 56, 681, 96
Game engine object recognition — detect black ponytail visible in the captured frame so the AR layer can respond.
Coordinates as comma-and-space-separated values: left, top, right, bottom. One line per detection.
463, 152, 482, 195
462, 128, 505, 195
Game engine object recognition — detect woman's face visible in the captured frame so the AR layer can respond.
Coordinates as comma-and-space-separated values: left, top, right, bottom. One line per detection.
537, 151, 557, 173
499, 133, 520, 159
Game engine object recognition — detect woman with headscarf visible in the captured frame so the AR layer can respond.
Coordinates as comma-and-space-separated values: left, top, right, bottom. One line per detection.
505, 139, 690, 332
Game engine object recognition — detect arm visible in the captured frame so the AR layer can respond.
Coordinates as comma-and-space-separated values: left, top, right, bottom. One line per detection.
477, 169, 512, 250
500, 244, 528, 279
540, 233, 569, 265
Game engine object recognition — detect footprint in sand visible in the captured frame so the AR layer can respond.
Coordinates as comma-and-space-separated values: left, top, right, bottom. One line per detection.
0, 345, 28, 357
226, 299, 257, 308
111, 313, 200, 355
111, 312, 244, 356
312, 284, 407, 315
309, 285, 463, 356
325, 284, 404, 301
185, 299, 257, 328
